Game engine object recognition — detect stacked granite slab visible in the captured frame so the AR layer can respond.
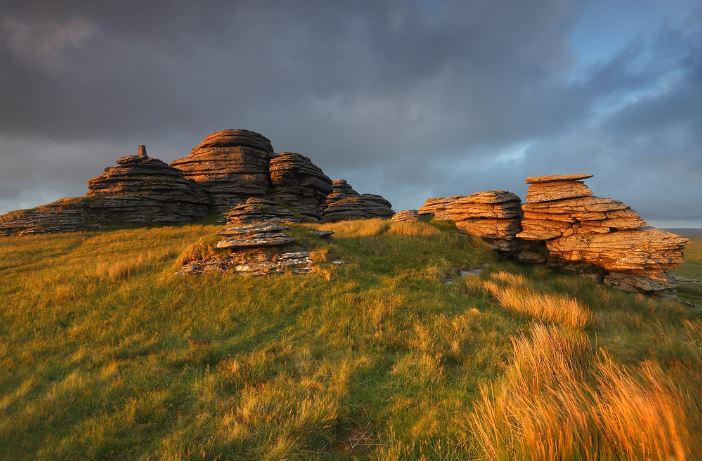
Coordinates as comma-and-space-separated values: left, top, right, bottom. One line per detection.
267, 152, 332, 220
171, 130, 274, 212
418, 196, 462, 221
517, 174, 689, 292
180, 207, 311, 276
321, 179, 394, 222
418, 191, 524, 252
0, 146, 210, 235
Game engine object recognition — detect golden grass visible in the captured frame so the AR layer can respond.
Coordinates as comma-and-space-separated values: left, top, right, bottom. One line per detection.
387, 221, 441, 237
317, 218, 389, 237
482, 271, 591, 328
468, 324, 696, 460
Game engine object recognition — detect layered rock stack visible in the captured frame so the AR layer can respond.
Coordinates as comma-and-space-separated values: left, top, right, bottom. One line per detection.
224, 197, 300, 225
517, 174, 688, 292
86, 148, 210, 223
171, 129, 274, 212
419, 191, 523, 252
321, 179, 394, 222
267, 152, 332, 220
418, 196, 462, 220
0, 146, 210, 235
391, 210, 419, 222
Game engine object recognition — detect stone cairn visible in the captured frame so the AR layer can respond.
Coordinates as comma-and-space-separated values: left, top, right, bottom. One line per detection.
321, 179, 395, 222
517, 174, 688, 292
0, 146, 210, 236
391, 209, 419, 222
180, 204, 311, 276
170, 130, 274, 212
419, 191, 523, 252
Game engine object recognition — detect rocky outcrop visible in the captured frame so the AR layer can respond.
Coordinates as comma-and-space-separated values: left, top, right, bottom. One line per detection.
267, 152, 332, 220
86, 148, 210, 223
391, 210, 419, 222
224, 197, 300, 225
171, 129, 274, 212
321, 179, 394, 222
517, 174, 688, 292
0, 146, 210, 236
419, 191, 524, 252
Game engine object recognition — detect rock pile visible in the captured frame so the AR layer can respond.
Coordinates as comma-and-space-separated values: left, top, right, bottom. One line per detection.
180, 223, 311, 276
517, 174, 688, 292
419, 191, 523, 251
0, 146, 210, 236
267, 152, 332, 220
171, 129, 274, 211
391, 209, 419, 222
321, 179, 394, 222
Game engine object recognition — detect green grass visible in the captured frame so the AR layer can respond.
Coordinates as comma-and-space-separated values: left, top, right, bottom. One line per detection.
0, 222, 700, 460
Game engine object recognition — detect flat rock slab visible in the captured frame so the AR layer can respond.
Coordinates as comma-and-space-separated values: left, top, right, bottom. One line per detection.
525, 173, 593, 184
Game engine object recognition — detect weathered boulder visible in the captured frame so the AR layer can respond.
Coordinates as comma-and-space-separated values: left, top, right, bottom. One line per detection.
267, 152, 332, 220
418, 191, 523, 252
0, 146, 210, 236
321, 179, 394, 222
418, 196, 462, 220
171, 129, 274, 211
391, 209, 419, 222
516, 174, 688, 292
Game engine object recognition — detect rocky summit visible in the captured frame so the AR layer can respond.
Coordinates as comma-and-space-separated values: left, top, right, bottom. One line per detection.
0, 146, 210, 236
171, 130, 274, 212
0, 129, 394, 236
516, 174, 688, 292
267, 152, 332, 220
321, 179, 394, 222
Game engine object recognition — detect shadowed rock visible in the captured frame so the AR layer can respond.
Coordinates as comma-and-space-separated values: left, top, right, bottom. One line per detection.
321, 179, 394, 222
1, 146, 210, 235
267, 152, 332, 220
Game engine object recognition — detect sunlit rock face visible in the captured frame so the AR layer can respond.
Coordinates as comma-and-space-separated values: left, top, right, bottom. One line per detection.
171, 129, 274, 212
517, 173, 688, 292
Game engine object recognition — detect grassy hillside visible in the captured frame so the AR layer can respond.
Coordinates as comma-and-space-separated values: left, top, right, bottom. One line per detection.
1, 220, 701, 460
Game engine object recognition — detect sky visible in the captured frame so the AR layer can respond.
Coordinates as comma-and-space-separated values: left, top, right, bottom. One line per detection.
1, 0, 701, 226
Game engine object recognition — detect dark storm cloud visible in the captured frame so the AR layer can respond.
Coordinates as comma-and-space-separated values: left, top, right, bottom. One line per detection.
0, 0, 700, 225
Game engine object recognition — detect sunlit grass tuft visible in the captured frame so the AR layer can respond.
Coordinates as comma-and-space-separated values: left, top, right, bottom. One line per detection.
482, 270, 591, 328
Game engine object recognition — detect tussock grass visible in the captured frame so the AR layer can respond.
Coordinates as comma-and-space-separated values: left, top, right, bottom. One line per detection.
387, 221, 441, 237
482, 270, 591, 328
0, 224, 700, 459
468, 324, 698, 460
